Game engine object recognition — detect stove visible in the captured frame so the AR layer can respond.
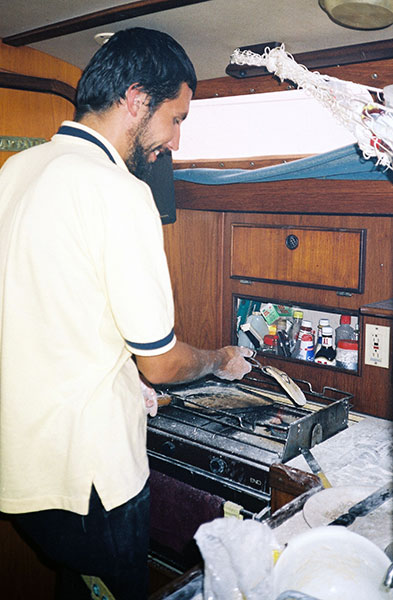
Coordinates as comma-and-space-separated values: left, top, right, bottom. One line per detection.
147, 372, 351, 514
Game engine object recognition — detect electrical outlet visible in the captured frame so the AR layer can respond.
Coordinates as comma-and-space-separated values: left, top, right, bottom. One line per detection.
364, 324, 390, 368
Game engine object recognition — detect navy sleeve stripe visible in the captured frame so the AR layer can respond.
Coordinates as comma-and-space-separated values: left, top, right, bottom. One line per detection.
126, 329, 175, 351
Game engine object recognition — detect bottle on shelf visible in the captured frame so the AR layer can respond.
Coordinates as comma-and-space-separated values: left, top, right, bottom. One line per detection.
288, 310, 304, 354
315, 326, 336, 366
291, 318, 313, 359
248, 311, 269, 340
238, 311, 268, 350
315, 318, 330, 354
237, 327, 256, 350
298, 333, 315, 361
335, 315, 355, 345
276, 317, 287, 333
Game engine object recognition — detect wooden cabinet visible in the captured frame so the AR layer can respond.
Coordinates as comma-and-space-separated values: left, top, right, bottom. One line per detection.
230, 223, 366, 292
223, 212, 392, 419
167, 178, 393, 420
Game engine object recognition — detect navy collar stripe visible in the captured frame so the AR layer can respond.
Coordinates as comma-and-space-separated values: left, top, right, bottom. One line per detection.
57, 125, 116, 164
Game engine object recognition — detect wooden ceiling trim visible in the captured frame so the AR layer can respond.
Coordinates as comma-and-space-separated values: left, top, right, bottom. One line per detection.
195, 57, 393, 99
225, 38, 393, 79
2, 0, 211, 47
0, 71, 76, 104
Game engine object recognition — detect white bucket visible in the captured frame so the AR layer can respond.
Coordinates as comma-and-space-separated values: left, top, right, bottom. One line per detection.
273, 526, 392, 600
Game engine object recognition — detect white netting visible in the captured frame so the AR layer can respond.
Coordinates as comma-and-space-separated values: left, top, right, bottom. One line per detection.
231, 45, 393, 169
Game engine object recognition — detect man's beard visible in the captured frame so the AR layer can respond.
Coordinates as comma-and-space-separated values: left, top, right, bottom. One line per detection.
125, 140, 152, 180
125, 116, 154, 180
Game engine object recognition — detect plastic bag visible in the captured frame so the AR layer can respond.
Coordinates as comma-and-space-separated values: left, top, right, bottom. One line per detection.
194, 517, 277, 600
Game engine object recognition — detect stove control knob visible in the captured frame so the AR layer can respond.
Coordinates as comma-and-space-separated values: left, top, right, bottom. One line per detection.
162, 441, 176, 455
209, 457, 226, 475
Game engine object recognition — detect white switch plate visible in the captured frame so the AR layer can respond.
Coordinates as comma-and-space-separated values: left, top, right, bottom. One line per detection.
364, 324, 390, 368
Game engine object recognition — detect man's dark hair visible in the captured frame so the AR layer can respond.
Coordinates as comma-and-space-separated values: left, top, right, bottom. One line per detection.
75, 27, 197, 120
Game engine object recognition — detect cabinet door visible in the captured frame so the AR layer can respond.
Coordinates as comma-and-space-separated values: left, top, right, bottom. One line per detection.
231, 224, 366, 292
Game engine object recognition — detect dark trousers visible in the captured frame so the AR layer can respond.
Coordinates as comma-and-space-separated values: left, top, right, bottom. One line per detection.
13, 482, 150, 600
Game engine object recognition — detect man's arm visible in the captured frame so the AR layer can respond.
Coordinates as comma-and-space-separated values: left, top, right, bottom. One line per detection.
135, 340, 254, 385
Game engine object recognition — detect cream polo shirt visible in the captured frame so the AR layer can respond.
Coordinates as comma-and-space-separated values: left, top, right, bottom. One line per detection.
0, 121, 176, 515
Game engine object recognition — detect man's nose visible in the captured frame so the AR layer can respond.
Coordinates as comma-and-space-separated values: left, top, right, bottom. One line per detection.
166, 126, 181, 152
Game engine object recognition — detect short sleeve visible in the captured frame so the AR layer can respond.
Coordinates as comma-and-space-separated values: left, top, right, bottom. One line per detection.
101, 173, 176, 356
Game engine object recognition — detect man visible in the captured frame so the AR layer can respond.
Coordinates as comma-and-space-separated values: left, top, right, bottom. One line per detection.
0, 27, 252, 599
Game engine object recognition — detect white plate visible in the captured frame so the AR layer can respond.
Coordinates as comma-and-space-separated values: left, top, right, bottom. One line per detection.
303, 485, 375, 528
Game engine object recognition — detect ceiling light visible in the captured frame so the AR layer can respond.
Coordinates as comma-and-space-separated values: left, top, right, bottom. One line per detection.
319, 0, 393, 29
94, 32, 114, 46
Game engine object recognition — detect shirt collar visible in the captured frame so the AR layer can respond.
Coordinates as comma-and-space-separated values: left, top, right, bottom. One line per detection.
54, 120, 128, 172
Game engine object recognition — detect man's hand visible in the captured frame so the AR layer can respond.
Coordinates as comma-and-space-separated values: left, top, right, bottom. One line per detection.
213, 346, 254, 381
140, 379, 158, 417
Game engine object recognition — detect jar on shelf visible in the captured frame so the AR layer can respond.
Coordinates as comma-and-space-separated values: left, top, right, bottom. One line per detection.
336, 339, 358, 371
261, 334, 278, 354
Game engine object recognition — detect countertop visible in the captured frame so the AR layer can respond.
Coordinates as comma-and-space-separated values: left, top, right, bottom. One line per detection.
152, 414, 393, 599
278, 413, 393, 552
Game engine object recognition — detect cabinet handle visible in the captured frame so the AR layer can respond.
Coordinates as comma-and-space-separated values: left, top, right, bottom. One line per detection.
285, 234, 299, 250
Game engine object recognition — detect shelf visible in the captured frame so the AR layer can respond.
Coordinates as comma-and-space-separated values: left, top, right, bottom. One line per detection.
360, 299, 393, 319
235, 297, 359, 374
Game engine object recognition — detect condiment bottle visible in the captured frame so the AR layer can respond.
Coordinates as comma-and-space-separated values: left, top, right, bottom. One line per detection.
315, 326, 336, 366
298, 333, 315, 361
315, 318, 330, 354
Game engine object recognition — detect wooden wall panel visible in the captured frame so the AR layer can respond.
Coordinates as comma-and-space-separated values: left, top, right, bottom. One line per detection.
0, 43, 79, 167
163, 209, 224, 350
0, 40, 81, 87
0, 88, 75, 167
0, 516, 57, 600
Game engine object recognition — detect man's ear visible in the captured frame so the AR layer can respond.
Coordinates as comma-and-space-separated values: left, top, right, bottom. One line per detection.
125, 84, 148, 117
